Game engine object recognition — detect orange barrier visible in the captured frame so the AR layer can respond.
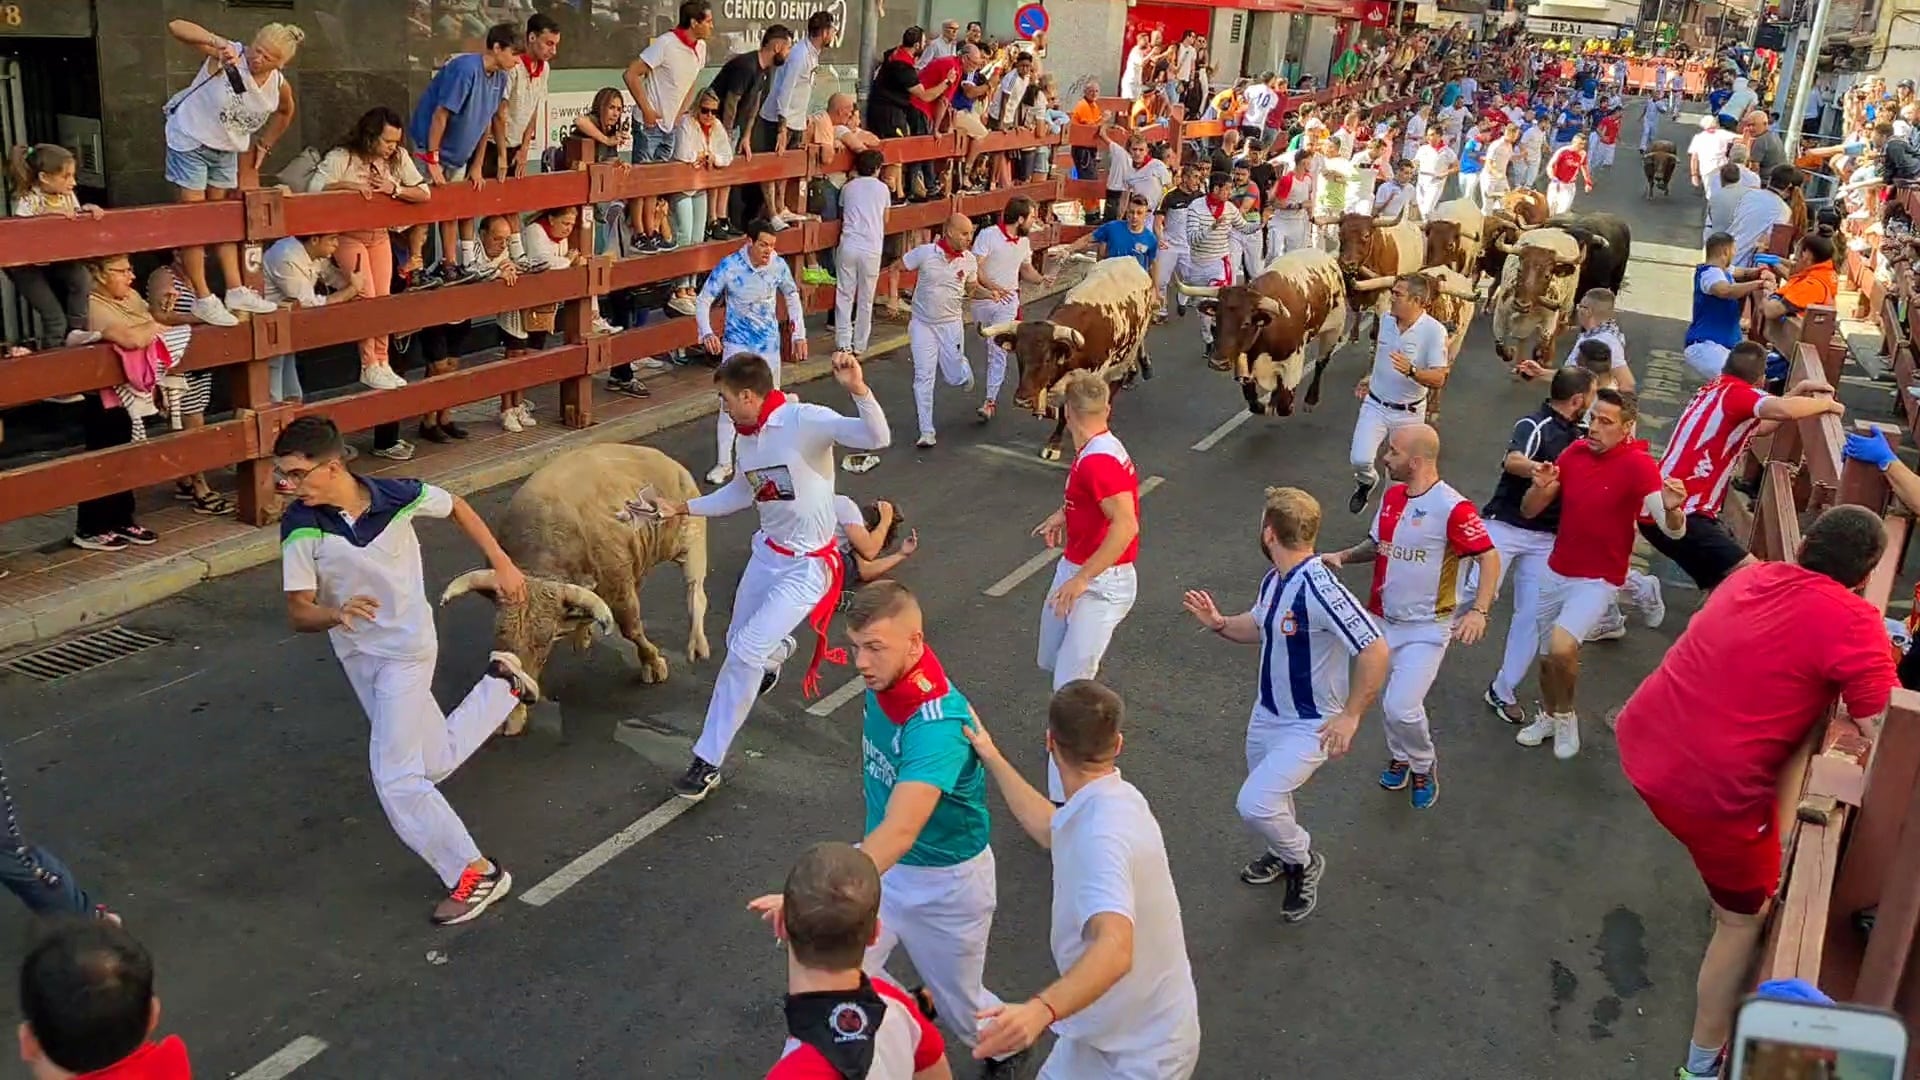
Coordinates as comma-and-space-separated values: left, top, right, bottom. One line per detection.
0, 132, 1074, 530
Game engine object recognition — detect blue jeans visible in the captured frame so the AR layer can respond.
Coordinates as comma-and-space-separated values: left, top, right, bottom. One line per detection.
669, 190, 709, 247
632, 126, 675, 164
268, 354, 303, 402
0, 843, 93, 916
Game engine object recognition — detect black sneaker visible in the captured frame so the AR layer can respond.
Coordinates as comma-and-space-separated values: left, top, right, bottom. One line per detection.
431, 860, 512, 926
758, 635, 797, 697
909, 985, 938, 1022
1484, 682, 1526, 724
1281, 850, 1326, 923
671, 758, 722, 802
1348, 482, 1373, 515
487, 650, 542, 703
72, 532, 129, 552
1240, 851, 1287, 885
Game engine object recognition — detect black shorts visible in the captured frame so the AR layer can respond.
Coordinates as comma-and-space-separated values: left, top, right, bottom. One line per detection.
1639, 514, 1749, 590
751, 117, 785, 155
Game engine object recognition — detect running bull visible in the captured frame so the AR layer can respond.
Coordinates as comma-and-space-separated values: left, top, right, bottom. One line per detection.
1423, 197, 1486, 278
1178, 249, 1349, 416
982, 255, 1158, 461
1489, 227, 1587, 372
1328, 209, 1427, 343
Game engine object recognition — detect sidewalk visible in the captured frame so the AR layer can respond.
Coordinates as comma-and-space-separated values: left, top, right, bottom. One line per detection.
0, 268, 1085, 651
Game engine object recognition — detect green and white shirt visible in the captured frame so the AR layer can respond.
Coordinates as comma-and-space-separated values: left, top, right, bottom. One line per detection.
860, 651, 991, 869
281, 478, 453, 662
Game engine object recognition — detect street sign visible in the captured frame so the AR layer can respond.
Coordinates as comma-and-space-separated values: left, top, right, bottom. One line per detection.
1014, 3, 1048, 39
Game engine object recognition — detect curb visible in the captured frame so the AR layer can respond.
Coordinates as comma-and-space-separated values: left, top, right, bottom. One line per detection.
0, 269, 1083, 652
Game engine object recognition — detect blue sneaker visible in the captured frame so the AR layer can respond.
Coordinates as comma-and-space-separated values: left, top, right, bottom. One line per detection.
1410, 771, 1438, 810
1378, 758, 1410, 791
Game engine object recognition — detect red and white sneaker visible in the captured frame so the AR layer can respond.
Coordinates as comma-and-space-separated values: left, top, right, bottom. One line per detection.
976, 400, 996, 422
432, 860, 512, 926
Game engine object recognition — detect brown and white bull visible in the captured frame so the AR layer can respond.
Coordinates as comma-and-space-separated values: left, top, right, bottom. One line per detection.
1422, 198, 1485, 278
1500, 188, 1551, 227
982, 256, 1158, 461
1409, 266, 1478, 424
1489, 227, 1586, 372
1176, 249, 1349, 416
1329, 210, 1427, 343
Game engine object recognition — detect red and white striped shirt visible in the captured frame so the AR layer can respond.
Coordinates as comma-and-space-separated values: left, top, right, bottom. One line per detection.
1064, 431, 1140, 566
1657, 375, 1765, 518
1367, 481, 1494, 622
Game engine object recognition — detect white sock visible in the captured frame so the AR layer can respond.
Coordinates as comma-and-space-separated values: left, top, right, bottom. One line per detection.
507, 235, 526, 260
458, 239, 477, 267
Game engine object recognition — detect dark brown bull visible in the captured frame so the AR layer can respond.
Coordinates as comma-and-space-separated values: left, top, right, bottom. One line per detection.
1329, 210, 1426, 342
1643, 140, 1678, 197
1178, 249, 1349, 416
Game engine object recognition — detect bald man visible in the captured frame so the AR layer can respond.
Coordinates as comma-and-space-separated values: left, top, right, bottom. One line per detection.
1325, 424, 1499, 810
901, 215, 1013, 449
1741, 110, 1787, 176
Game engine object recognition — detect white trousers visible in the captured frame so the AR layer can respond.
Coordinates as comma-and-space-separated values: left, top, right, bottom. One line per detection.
1459, 171, 1482, 208
1182, 254, 1235, 346
339, 649, 519, 888
1238, 718, 1327, 865
1040, 1029, 1202, 1080
1546, 180, 1576, 215
1416, 176, 1446, 218
1484, 519, 1557, 707
1040, 559, 1138, 800
1591, 140, 1616, 168
1380, 619, 1447, 774
909, 318, 971, 438
835, 247, 882, 355
691, 542, 819, 767
716, 342, 780, 469
1268, 213, 1311, 257
1479, 176, 1511, 215
1684, 340, 1730, 381
865, 849, 1004, 1049
1154, 245, 1188, 313
973, 296, 1020, 403
1233, 229, 1264, 283
1350, 397, 1427, 486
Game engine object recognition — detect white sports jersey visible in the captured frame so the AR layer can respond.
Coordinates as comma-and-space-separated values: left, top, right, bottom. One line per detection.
1251, 559, 1381, 726
1367, 481, 1495, 623
971, 224, 1032, 293
685, 395, 891, 552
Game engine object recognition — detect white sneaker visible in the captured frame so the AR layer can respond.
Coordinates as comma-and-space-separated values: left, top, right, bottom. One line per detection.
223, 286, 278, 315
1635, 575, 1666, 629
706, 463, 734, 485
916, 432, 937, 448
1552, 713, 1582, 760
515, 402, 538, 427
667, 294, 696, 316
63, 329, 102, 347
1515, 712, 1556, 748
500, 409, 524, 433
360, 365, 407, 391
1585, 610, 1628, 642
191, 294, 239, 327
372, 440, 415, 461
593, 317, 618, 335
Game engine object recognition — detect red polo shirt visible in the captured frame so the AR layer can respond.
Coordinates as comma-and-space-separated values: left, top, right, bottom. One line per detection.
916, 56, 962, 117
81, 1036, 192, 1079
1546, 437, 1662, 586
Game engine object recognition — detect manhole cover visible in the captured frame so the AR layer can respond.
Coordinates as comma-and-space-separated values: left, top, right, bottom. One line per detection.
2, 626, 168, 682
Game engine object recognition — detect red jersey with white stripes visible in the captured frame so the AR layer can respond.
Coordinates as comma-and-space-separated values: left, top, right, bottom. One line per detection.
1064, 431, 1140, 566
1367, 480, 1494, 622
1657, 375, 1765, 518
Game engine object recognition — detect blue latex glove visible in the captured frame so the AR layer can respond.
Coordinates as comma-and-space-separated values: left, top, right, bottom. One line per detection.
1757, 977, 1834, 1005
1844, 430, 1897, 472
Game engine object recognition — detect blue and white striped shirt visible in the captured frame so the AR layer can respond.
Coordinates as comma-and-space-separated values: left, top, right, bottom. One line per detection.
1252, 559, 1382, 726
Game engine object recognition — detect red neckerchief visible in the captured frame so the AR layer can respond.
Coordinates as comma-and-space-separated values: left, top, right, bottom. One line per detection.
673, 27, 699, 50
1203, 194, 1228, 219
736, 388, 788, 437
936, 238, 965, 260
872, 646, 951, 724
697, 115, 717, 137
999, 223, 1019, 243
521, 54, 547, 78
540, 218, 569, 242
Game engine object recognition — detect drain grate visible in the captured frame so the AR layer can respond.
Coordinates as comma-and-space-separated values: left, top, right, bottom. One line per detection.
2, 626, 168, 682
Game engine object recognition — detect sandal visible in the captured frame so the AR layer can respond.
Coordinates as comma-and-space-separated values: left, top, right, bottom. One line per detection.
191, 491, 234, 516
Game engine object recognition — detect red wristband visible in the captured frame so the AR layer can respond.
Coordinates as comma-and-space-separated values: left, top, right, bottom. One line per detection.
422, 150, 440, 165
1037, 996, 1059, 1024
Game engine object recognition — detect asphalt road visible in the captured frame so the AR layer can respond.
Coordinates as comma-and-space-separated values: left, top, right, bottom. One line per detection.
0, 107, 1733, 1080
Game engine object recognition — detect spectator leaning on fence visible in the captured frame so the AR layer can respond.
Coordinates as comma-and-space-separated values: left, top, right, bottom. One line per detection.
408, 21, 521, 285
145, 253, 233, 516
309, 106, 432, 392
161, 19, 301, 328
710, 24, 794, 242
671, 87, 735, 308
624, 0, 713, 254
19, 921, 190, 1080
5, 145, 102, 350
497, 12, 561, 182
510, 206, 586, 432
759, 9, 833, 230
261, 231, 360, 408
73, 256, 163, 554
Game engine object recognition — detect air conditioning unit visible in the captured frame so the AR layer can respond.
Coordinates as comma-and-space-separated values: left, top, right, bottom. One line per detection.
55, 115, 104, 189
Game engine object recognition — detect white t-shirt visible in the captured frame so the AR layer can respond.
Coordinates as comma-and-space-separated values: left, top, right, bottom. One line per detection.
971, 224, 1032, 293
1243, 84, 1279, 128
672, 114, 735, 169
1565, 323, 1628, 370
1114, 155, 1174, 211
502, 59, 550, 149
281, 481, 456, 662
832, 494, 866, 561
1688, 127, 1738, 175
1368, 312, 1449, 404
638, 30, 708, 134
684, 396, 891, 552
1483, 137, 1514, 180
1729, 188, 1791, 266
762, 35, 820, 131
1414, 143, 1457, 181
1373, 180, 1412, 220
1368, 480, 1491, 623
901, 242, 978, 325
991, 71, 1030, 128
837, 176, 892, 258
164, 40, 285, 153
1048, 772, 1200, 1056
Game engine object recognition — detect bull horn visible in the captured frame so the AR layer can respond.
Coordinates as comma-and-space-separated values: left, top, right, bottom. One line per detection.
1256, 295, 1282, 316
1051, 324, 1085, 349
557, 583, 617, 636
1175, 283, 1221, 299
1441, 281, 1478, 300
440, 569, 498, 605
1585, 235, 1610, 250
1352, 275, 1396, 290
1377, 206, 1405, 227
981, 321, 1019, 339
1495, 236, 1519, 254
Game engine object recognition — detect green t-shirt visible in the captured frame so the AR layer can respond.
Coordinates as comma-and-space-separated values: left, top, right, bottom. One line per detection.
861, 685, 991, 869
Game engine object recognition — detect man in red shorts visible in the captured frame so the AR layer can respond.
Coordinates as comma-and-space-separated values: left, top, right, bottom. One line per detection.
1614, 504, 1898, 1080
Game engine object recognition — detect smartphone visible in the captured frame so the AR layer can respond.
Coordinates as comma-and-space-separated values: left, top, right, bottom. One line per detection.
224, 64, 246, 95
1729, 997, 1908, 1080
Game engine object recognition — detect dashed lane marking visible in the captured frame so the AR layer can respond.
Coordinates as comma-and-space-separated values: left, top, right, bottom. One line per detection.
235, 1036, 327, 1080
971, 443, 1069, 470
1191, 410, 1254, 452
805, 675, 869, 716
518, 797, 699, 907
983, 476, 1166, 598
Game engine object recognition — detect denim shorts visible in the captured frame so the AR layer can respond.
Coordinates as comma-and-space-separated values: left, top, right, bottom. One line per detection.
165, 143, 239, 191
633, 126, 675, 164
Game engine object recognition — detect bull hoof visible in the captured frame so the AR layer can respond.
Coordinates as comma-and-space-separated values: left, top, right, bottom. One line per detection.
501, 703, 530, 738
1246, 400, 1262, 416
687, 632, 711, 663
638, 651, 670, 684
1208, 358, 1230, 372
1039, 445, 1063, 462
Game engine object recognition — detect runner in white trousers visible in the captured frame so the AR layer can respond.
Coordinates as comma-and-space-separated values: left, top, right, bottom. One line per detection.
1325, 424, 1500, 811
904, 214, 1011, 449
1266, 155, 1316, 257
275, 416, 538, 926
1030, 372, 1141, 802
655, 351, 891, 801
963, 682, 1203, 1079
972, 197, 1050, 422
1348, 273, 1451, 516
1184, 486, 1388, 923
695, 220, 808, 486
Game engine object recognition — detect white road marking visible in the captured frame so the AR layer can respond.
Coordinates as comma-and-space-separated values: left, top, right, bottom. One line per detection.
805, 675, 869, 716
518, 798, 699, 907
984, 476, 1165, 598
1191, 410, 1254, 452
972, 443, 1068, 470
235, 1036, 328, 1080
